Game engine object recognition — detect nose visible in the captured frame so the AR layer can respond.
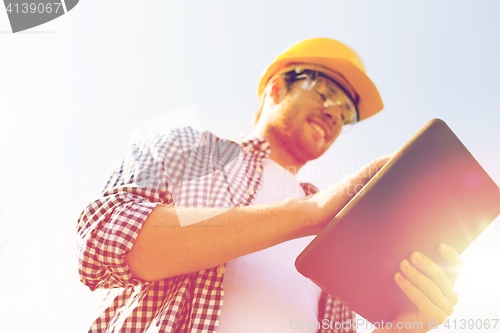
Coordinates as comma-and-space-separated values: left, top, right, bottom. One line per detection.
322, 103, 343, 126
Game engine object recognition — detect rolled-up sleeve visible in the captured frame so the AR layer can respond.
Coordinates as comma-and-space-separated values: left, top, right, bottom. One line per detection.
76, 128, 184, 291
77, 194, 161, 290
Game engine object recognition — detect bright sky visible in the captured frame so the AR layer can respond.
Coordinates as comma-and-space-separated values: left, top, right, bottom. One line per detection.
0, 1, 499, 332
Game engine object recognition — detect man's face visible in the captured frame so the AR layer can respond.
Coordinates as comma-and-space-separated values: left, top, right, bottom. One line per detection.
262, 77, 345, 164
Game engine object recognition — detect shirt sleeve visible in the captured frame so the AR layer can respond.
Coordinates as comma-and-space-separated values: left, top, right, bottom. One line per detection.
76, 129, 181, 291
302, 184, 357, 333
318, 291, 357, 333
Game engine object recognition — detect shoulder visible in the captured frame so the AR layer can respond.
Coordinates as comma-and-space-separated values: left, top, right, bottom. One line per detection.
147, 126, 211, 146
139, 126, 223, 156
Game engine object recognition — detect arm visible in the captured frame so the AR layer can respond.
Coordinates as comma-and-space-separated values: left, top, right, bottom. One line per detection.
124, 154, 394, 282
125, 198, 310, 281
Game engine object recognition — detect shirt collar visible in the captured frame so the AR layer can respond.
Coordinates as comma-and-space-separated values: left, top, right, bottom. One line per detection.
230, 133, 271, 158
230, 132, 319, 195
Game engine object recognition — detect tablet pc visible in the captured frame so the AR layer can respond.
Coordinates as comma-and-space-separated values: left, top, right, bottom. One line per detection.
295, 118, 500, 324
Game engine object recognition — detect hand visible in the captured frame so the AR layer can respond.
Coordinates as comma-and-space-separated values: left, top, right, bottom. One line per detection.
306, 153, 395, 234
379, 243, 464, 332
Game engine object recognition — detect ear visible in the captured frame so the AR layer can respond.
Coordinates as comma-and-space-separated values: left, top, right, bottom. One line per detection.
268, 76, 287, 105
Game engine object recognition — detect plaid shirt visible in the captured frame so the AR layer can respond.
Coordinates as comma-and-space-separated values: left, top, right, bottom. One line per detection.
76, 126, 356, 333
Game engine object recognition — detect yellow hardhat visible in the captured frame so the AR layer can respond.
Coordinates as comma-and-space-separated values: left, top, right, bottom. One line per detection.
258, 38, 384, 121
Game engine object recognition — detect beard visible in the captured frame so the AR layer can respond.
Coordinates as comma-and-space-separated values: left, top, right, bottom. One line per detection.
267, 116, 326, 165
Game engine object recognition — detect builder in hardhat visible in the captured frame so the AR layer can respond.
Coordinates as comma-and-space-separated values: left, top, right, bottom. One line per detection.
79, 37, 463, 332
253, 38, 384, 170
249, 38, 462, 331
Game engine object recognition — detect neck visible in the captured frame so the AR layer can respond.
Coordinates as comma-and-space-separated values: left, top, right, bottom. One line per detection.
252, 127, 306, 175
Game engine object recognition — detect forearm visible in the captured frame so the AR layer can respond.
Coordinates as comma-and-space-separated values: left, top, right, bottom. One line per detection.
124, 197, 314, 281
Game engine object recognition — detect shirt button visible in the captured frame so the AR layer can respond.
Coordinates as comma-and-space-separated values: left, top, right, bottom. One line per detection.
255, 166, 263, 174
247, 187, 255, 195
216, 265, 226, 276
260, 142, 270, 150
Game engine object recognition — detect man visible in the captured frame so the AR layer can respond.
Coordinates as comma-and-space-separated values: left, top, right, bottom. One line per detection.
77, 38, 463, 332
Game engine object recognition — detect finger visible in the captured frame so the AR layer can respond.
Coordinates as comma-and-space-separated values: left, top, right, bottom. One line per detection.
329, 153, 396, 202
400, 259, 455, 316
394, 272, 448, 324
373, 152, 396, 165
366, 153, 395, 175
439, 243, 464, 286
353, 153, 396, 185
410, 251, 459, 306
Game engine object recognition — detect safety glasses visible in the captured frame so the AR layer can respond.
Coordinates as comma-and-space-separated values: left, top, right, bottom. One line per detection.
282, 69, 359, 126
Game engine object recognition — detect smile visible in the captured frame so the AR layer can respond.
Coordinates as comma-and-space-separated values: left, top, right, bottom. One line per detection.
308, 121, 327, 139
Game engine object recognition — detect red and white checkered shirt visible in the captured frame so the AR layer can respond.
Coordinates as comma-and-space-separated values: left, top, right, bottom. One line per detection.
76, 127, 356, 333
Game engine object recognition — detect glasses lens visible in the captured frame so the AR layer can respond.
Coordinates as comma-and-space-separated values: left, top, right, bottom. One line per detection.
298, 74, 358, 125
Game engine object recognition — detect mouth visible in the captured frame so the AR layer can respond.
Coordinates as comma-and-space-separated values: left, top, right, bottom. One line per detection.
307, 119, 328, 140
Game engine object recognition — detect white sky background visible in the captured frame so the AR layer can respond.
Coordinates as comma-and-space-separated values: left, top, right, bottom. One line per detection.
0, 0, 499, 332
